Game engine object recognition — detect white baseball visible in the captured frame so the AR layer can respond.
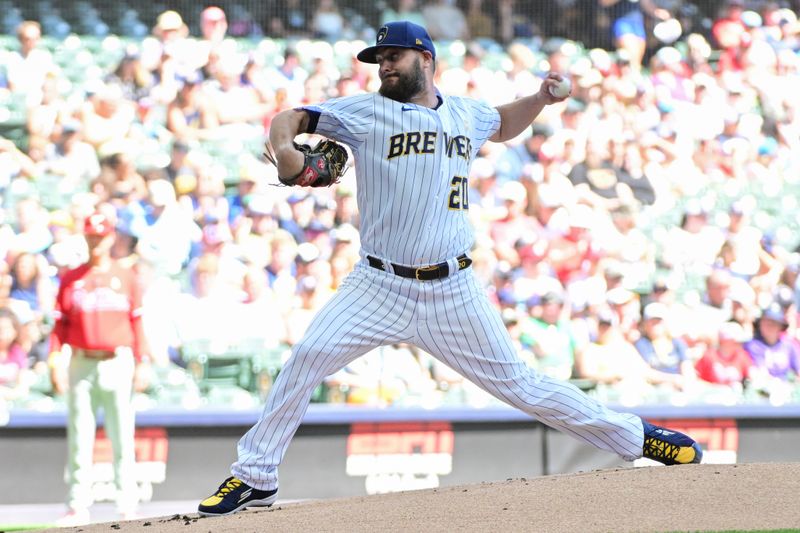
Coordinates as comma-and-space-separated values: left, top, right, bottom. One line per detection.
549, 77, 571, 98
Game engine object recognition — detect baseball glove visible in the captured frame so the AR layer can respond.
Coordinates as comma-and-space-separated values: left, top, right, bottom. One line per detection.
263, 140, 348, 188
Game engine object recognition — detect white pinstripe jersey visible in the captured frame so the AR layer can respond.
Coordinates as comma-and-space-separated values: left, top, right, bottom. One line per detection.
304, 92, 501, 266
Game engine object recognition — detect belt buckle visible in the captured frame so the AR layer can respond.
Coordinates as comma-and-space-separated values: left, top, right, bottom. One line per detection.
415, 265, 439, 280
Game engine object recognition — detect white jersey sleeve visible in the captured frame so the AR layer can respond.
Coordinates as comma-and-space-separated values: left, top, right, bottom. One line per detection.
302, 94, 376, 149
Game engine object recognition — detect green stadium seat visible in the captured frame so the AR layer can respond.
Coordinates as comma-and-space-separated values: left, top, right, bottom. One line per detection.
34, 173, 89, 211
181, 338, 286, 400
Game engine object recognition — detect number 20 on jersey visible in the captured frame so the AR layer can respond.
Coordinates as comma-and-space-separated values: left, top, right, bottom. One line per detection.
448, 175, 469, 210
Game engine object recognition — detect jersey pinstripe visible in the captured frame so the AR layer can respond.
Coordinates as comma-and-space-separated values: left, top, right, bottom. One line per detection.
232, 264, 644, 490
230, 92, 646, 491
304, 93, 500, 266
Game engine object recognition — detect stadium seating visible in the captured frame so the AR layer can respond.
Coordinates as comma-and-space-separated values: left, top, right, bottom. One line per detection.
180, 338, 287, 402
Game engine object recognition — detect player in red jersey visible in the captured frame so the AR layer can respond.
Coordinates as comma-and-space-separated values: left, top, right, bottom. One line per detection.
49, 211, 151, 525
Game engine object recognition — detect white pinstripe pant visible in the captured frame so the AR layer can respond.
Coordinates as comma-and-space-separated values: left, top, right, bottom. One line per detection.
232, 261, 644, 490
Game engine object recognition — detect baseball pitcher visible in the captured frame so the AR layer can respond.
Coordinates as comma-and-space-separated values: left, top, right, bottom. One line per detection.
199, 21, 702, 516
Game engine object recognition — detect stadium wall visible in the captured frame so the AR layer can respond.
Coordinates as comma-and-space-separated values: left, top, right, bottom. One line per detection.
3, 404, 800, 503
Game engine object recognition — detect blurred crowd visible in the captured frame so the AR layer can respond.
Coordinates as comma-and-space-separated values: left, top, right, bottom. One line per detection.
1, 0, 800, 411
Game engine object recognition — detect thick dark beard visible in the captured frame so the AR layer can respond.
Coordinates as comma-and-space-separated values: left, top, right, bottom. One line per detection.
379, 58, 425, 103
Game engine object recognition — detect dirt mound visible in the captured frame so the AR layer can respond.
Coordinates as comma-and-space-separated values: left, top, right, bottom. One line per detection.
52, 463, 800, 532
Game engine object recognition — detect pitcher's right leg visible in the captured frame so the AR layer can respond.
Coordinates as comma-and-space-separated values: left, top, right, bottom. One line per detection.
199, 264, 418, 516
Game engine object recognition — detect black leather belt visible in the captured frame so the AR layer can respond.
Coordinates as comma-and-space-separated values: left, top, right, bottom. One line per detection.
367, 254, 472, 281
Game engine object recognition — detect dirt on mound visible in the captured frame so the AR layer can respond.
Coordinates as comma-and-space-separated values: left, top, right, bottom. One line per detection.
52, 462, 800, 532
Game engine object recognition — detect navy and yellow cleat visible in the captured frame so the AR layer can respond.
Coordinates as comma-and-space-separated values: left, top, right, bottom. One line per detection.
198, 476, 278, 517
642, 420, 703, 465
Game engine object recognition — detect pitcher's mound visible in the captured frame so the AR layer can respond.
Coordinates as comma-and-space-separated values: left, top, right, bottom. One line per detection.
55, 462, 800, 532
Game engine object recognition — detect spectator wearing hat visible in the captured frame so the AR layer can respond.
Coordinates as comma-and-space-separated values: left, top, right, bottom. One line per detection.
197, 6, 229, 69
577, 307, 683, 400
634, 302, 695, 385
276, 193, 313, 244
136, 179, 200, 277
602, 259, 626, 292
598, 204, 652, 279
744, 302, 800, 381
333, 185, 360, 227
41, 121, 101, 186
153, 10, 189, 42
49, 210, 151, 525
519, 290, 581, 381
111, 204, 147, 269
604, 286, 641, 342
304, 203, 336, 259
695, 321, 753, 386
142, 10, 191, 70
226, 164, 262, 227
239, 195, 278, 240
192, 219, 245, 290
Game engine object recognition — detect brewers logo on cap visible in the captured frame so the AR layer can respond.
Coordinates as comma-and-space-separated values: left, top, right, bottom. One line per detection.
356, 20, 436, 64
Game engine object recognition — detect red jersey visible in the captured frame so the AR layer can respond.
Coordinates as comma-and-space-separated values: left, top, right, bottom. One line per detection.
694, 345, 752, 385
50, 261, 149, 361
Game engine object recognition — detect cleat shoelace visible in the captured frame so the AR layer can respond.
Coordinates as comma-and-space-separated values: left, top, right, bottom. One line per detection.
644, 437, 679, 461
215, 478, 242, 498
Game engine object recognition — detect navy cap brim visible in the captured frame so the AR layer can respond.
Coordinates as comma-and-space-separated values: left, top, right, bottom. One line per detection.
357, 44, 428, 64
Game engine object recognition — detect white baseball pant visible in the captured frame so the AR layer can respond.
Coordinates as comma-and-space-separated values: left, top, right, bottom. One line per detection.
232, 261, 644, 490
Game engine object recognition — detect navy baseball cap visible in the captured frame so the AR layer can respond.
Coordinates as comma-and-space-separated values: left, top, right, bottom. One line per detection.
357, 21, 436, 64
